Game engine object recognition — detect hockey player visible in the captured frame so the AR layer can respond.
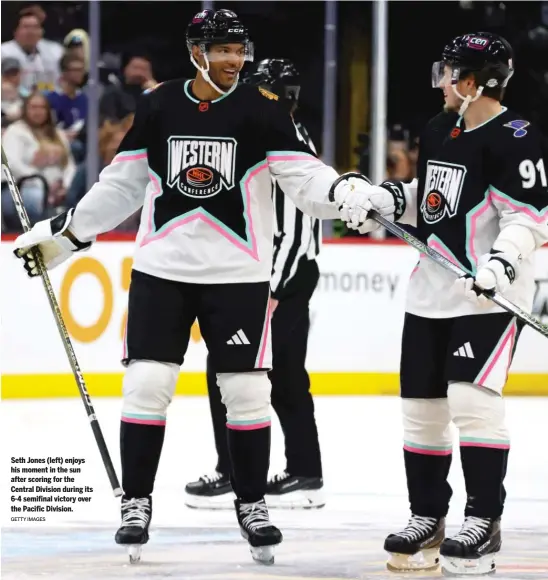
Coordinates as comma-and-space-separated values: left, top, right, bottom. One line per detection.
11, 9, 381, 566
341, 32, 548, 575
185, 59, 325, 510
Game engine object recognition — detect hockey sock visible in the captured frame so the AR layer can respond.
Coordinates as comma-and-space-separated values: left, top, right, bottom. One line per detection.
404, 449, 453, 518
227, 424, 270, 502
120, 421, 165, 498
460, 445, 509, 519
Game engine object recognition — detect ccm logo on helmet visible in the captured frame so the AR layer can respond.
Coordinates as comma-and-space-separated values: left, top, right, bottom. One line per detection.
467, 37, 489, 50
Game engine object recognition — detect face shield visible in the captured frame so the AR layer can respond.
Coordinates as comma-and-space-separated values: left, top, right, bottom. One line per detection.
431, 60, 483, 117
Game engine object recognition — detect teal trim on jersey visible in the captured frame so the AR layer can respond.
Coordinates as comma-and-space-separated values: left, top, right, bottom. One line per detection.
427, 233, 471, 274
465, 189, 491, 274
183, 79, 235, 104
145, 161, 261, 257
462, 106, 507, 132
403, 440, 452, 452
116, 148, 147, 158
489, 184, 548, 217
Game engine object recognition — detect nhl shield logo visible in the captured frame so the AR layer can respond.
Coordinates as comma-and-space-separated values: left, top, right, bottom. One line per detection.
421, 160, 467, 224
167, 136, 237, 198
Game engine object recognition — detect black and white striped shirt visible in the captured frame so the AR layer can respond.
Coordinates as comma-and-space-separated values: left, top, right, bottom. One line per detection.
271, 121, 321, 299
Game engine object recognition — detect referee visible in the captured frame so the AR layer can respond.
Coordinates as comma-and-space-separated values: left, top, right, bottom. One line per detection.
185, 59, 324, 510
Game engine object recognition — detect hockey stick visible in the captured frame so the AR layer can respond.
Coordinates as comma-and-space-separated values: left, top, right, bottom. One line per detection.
1, 147, 123, 497
369, 210, 548, 339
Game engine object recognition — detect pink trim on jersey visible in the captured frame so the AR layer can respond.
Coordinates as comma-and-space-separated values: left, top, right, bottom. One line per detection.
112, 152, 148, 164
428, 240, 458, 267
226, 420, 271, 431
139, 166, 264, 261
477, 321, 517, 385
256, 297, 272, 368
490, 188, 548, 224
467, 198, 492, 268
403, 444, 452, 456
121, 417, 166, 426
410, 253, 426, 277
267, 154, 316, 163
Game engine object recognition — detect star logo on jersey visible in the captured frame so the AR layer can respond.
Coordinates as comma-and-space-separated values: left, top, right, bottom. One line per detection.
167, 136, 237, 199
143, 136, 257, 260
421, 160, 467, 224
503, 120, 530, 138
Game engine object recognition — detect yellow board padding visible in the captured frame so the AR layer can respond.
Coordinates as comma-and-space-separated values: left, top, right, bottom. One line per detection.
1, 372, 548, 399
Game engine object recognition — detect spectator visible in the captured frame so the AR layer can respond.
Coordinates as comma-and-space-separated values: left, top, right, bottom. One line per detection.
1, 91, 76, 228
47, 53, 88, 161
63, 29, 90, 73
1, 58, 25, 128
99, 52, 157, 122
1, 8, 64, 95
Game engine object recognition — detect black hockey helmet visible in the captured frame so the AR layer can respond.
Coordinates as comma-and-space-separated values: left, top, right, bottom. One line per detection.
186, 9, 253, 59
243, 59, 301, 105
432, 32, 514, 91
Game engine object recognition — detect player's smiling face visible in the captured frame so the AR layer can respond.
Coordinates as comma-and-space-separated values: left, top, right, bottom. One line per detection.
205, 43, 246, 90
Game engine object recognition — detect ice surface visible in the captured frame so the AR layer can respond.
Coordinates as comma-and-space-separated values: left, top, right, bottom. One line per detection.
2, 396, 547, 579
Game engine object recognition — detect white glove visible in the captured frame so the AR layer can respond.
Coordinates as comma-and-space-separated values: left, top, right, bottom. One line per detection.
13, 209, 91, 277
454, 241, 522, 306
329, 174, 405, 234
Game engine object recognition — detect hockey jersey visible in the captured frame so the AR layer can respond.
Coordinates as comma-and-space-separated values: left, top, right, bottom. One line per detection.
69, 79, 340, 283
399, 107, 548, 318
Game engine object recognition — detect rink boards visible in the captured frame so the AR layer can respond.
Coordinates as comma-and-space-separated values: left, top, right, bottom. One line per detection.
1, 239, 547, 398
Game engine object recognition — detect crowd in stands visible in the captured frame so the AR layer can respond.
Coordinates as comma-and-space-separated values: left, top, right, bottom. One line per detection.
1, 4, 155, 233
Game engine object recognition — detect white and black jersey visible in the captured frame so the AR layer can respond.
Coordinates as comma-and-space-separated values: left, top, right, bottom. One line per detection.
68, 80, 340, 284
397, 108, 548, 318
271, 121, 321, 300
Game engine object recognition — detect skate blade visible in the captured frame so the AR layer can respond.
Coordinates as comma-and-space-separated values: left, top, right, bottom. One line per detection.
387, 547, 440, 572
184, 492, 236, 510
266, 489, 325, 510
441, 554, 496, 576
127, 545, 142, 564
250, 545, 275, 565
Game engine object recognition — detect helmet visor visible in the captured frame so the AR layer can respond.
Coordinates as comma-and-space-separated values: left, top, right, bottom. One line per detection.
431, 61, 461, 88
196, 40, 254, 63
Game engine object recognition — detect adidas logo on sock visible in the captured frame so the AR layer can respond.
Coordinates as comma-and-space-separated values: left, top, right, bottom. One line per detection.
453, 342, 475, 358
227, 329, 250, 345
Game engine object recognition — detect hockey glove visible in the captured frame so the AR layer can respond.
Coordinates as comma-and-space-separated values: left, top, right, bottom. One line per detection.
13, 209, 92, 278
329, 175, 406, 234
454, 241, 522, 307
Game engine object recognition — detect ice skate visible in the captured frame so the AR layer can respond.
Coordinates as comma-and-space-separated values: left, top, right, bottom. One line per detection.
440, 517, 500, 576
265, 470, 325, 509
384, 514, 445, 572
184, 470, 235, 509
114, 496, 152, 564
235, 498, 283, 565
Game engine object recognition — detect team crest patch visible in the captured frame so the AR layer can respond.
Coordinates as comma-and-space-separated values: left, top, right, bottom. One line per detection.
142, 82, 163, 95
421, 160, 467, 224
503, 119, 529, 138
258, 87, 279, 101
167, 136, 237, 199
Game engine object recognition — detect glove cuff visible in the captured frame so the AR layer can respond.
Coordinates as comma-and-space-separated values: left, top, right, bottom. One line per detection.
51, 209, 92, 252
379, 180, 407, 222
328, 172, 372, 204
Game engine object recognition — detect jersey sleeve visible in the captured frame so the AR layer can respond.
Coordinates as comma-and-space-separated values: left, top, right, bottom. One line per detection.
68, 91, 154, 242
259, 92, 340, 220
488, 125, 548, 255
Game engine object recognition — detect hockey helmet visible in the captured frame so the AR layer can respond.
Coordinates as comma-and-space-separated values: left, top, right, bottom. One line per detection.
186, 9, 254, 95
243, 59, 301, 106
432, 32, 514, 114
